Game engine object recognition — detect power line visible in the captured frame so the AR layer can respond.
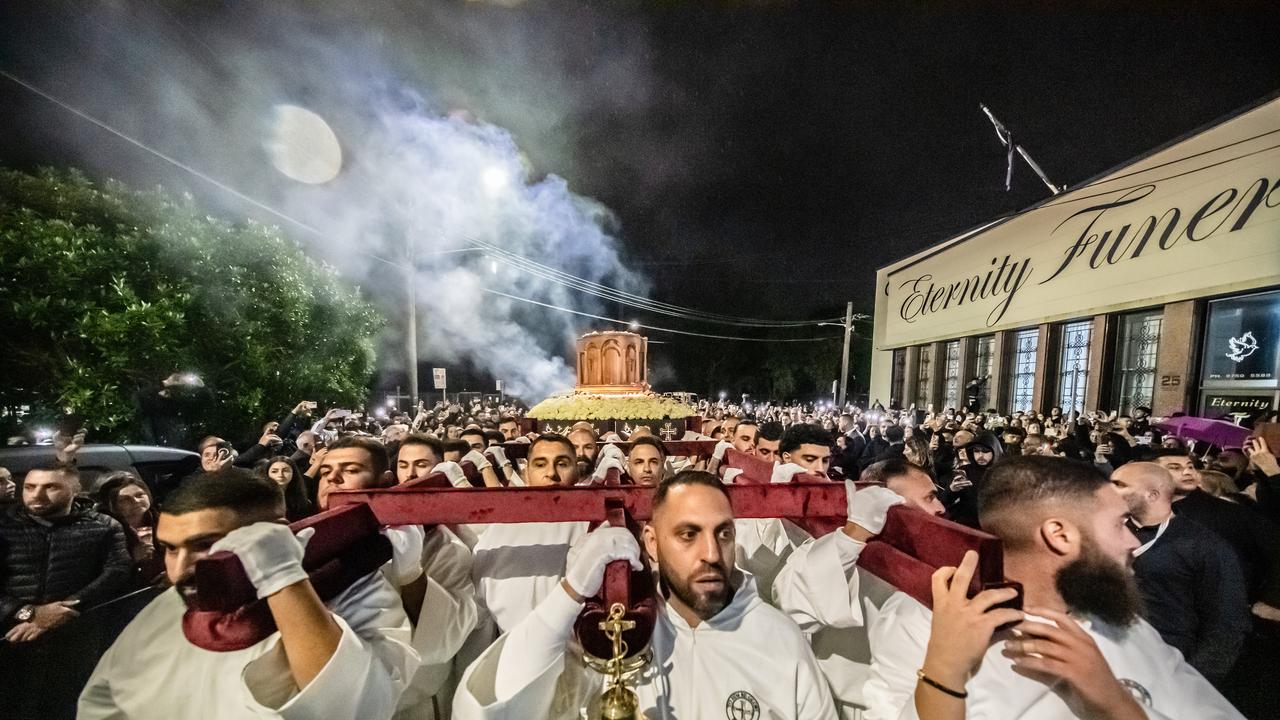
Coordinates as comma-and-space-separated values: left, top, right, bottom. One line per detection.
483, 286, 844, 340
474, 240, 845, 327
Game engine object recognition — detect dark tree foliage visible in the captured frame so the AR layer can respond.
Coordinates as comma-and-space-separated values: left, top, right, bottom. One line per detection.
0, 167, 382, 445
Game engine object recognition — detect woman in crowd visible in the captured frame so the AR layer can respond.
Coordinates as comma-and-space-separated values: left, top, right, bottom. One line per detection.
903, 434, 935, 479
95, 472, 162, 586
256, 455, 313, 521
1198, 469, 1241, 498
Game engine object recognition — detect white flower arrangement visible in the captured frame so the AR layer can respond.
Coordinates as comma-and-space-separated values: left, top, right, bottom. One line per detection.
527, 391, 696, 421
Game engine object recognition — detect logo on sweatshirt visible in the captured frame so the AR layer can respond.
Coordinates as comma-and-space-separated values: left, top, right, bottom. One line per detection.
725, 691, 760, 720
1120, 679, 1152, 707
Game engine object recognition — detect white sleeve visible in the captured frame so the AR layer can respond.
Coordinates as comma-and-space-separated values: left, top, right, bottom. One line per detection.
243, 573, 419, 720
771, 530, 866, 633
493, 585, 582, 701
413, 526, 479, 665
77, 637, 125, 720
862, 594, 933, 720
452, 586, 584, 720
1132, 620, 1245, 720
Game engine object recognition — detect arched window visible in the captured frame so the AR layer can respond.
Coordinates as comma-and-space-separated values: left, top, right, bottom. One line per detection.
602, 341, 622, 385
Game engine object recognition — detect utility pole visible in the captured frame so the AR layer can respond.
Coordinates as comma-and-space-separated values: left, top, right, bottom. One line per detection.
838, 301, 853, 408
406, 235, 419, 405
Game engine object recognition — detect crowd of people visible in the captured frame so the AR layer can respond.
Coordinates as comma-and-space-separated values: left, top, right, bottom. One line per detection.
1, 394, 1277, 719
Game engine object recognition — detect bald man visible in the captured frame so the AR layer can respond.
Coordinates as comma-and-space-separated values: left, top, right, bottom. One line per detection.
1111, 462, 1249, 684
566, 427, 598, 479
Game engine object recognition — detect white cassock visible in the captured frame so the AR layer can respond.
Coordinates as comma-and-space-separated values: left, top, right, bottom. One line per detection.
471, 521, 588, 635
734, 517, 811, 602
78, 571, 418, 720
772, 530, 901, 719
385, 526, 480, 720
452, 573, 838, 720
862, 592, 1246, 720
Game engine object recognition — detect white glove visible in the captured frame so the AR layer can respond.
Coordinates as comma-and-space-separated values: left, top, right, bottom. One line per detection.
382, 524, 426, 586
712, 440, 735, 462
770, 462, 809, 484
487, 446, 511, 468
592, 456, 626, 482
564, 526, 643, 598
463, 450, 492, 472
210, 522, 314, 599
597, 443, 626, 466
722, 468, 744, 484
434, 461, 469, 488
845, 480, 904, 535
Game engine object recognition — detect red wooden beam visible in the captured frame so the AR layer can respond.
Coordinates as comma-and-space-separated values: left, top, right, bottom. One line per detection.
327, 481, 849, 526
191, 476, 1011, 629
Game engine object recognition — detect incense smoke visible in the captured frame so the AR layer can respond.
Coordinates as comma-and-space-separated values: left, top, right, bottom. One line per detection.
11, 1, 654, 400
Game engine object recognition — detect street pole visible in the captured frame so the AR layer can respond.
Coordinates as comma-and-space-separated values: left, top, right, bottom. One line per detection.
406, 235, 419, 406
838, 300, 853, 408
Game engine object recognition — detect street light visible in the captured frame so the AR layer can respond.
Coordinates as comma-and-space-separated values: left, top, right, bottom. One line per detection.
481, 166, 509, 196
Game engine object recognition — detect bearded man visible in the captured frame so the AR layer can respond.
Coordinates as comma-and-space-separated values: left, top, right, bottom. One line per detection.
863, 455, 1243, 720
453, 470, 836, 719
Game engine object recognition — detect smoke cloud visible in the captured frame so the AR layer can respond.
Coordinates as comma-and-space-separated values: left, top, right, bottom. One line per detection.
6, 1, 654, 400
275, 88, 648, 399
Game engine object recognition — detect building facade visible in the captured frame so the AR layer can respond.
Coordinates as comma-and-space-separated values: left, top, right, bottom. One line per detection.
870, 96, 1280, 424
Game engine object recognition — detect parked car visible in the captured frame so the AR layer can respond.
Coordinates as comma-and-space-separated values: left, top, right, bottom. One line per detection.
0, 444, 199, 501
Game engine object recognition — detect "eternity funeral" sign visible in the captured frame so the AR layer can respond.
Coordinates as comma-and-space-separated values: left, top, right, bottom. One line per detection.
874, 97, 1280, 349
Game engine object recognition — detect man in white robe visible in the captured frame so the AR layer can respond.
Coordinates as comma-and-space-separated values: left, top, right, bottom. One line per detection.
453, 470, 837, 720
459, 433, 590, 682
863, 455, 1244, 720
309, 436, 481, 720
383, 524, 479, 720
471, 434, 589, 636
79, 469, 419, 720
772, 459, 941, 719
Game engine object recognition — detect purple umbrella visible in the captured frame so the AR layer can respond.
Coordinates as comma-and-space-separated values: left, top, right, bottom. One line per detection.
1154, 416, 1252, 449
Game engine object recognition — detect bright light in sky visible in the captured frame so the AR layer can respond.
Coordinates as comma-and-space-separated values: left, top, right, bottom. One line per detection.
628, 320, 640, 330
481, 165, 508, 195
266, 105, 343, 184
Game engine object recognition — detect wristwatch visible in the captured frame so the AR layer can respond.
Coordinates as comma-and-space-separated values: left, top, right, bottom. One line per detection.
15, 604, 34, 622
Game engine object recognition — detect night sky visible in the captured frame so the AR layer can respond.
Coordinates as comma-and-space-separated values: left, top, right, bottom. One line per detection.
2, 1, 1278, 398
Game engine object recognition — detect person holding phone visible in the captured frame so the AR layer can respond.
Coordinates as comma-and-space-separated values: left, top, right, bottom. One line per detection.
1243, 435, 1280, 525
196, 436, 237, 473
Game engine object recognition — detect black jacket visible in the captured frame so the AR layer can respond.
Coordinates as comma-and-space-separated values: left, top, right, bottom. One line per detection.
1172, 488, 1280, 604
1131, 515, 1250, 683
0, 497, 132, 629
